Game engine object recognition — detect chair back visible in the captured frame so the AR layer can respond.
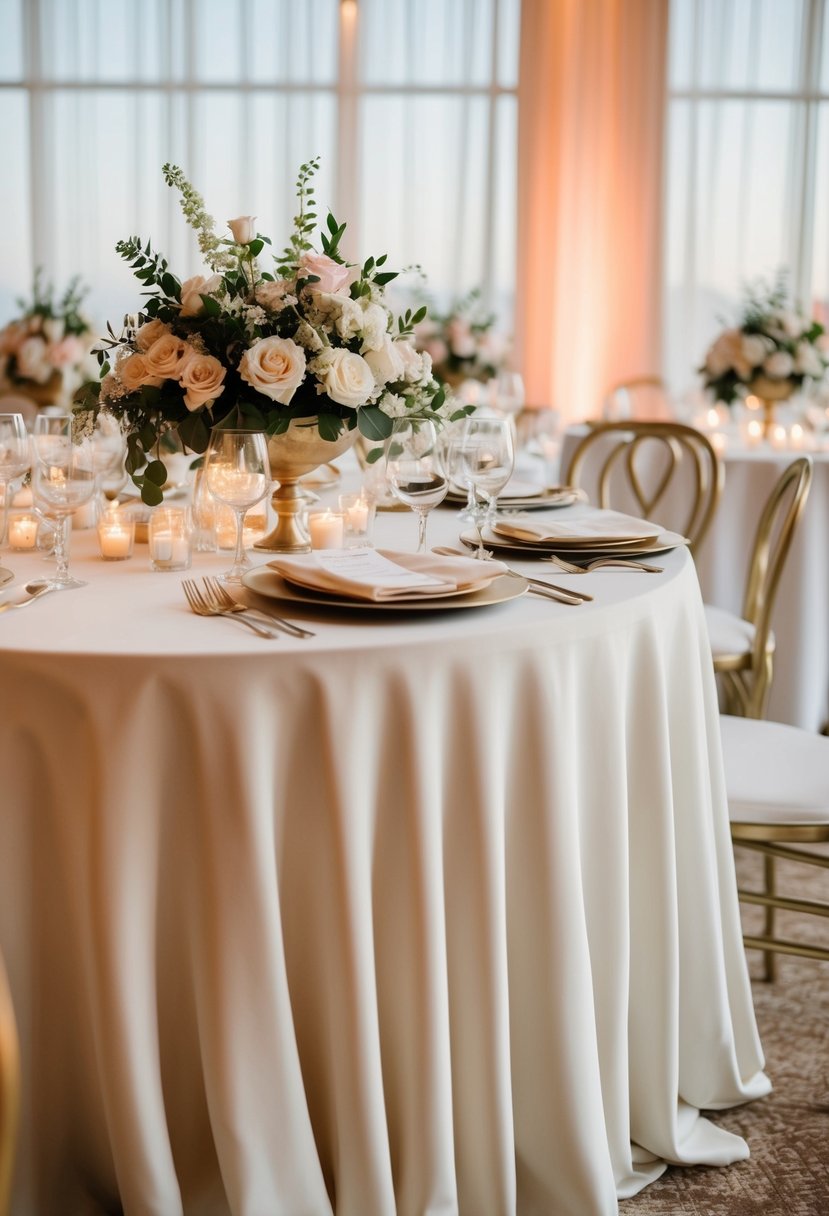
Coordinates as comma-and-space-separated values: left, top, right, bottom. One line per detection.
743, 456, 813, 683
601, 376, 670, 421
563, 420, 724, 556
0, 950, 19, 1216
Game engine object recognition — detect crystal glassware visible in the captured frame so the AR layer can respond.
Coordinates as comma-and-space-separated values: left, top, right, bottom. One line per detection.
31, 420, 96, 590
458, 415, 515, 525
204, 428, 270, 582
0, 413, 31, 554
384, 418, 448, 552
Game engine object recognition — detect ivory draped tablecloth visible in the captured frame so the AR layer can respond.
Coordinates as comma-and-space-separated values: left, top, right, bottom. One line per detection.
0, 494, 769, 1216
560, 425, 829, 732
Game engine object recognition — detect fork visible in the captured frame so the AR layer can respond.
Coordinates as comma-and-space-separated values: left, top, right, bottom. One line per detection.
545, 554, 663, 574
202, 577, 315, 639
182, 580, 279, 638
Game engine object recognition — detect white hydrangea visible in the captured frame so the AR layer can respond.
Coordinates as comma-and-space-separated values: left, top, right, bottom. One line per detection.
359, 302, 389, 352
294, 321, 324, 353
378, 391, 410, 418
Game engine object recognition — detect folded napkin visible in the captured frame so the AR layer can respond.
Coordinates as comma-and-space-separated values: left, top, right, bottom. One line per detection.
493, 509, 665, 547
268, 548, 508, 602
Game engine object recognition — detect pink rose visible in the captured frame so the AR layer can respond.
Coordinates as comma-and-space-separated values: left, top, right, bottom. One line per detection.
48, 336, 84, 368
178, 353, 226, 411
299, 252, 358, 295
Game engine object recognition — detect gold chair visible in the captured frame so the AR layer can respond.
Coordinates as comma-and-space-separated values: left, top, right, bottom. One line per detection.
721, 714, 829, 981
563, 420, 724, 557
0, 949, 19, 1216
707, 457, 812, 720
600, 375, 670, 421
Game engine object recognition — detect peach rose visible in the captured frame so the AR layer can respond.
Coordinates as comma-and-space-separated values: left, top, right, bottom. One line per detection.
48, 336, 84, 368
144, 333, 192, 379
228, 216, 257, 244
135, 319, 170, 352
178, 353, 227, 412
321, 349, 375, 409
238, 336, 306, 404
255, 279, 292, 311
118, 352, 163, 393
179, 273, 223, 318
299, 252, 357, 295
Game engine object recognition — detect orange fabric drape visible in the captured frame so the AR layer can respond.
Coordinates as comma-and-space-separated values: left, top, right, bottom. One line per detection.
516, 0, 669, 421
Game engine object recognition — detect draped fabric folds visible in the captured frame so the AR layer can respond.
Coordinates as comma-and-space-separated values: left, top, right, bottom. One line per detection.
516, 0, 669, 420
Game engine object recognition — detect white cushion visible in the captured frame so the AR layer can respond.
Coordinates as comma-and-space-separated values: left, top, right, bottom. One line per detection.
704, 604, 757, 659
721, 715, 829, 825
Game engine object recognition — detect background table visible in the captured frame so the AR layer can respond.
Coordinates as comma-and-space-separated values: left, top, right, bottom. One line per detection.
0, 487, 769, 1216
561, 426, 829, 731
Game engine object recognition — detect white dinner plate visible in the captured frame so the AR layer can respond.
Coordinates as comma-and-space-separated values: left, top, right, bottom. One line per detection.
243, 567, 528, 611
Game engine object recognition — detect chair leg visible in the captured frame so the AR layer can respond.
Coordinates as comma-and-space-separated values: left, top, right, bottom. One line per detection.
763, 853, 777, 982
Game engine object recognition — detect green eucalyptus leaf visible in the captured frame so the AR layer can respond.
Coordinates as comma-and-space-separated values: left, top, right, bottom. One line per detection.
141, 478, 164, 507
317, 413, 344, 442
357, 407, 392, 442
144, 459, 168, 486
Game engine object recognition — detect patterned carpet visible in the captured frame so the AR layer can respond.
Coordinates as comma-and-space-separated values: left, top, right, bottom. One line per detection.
623, 847, 829, 1215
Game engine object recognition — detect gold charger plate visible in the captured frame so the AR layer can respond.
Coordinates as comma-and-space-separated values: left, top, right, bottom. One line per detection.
445, 485, 585, 511
460, 527, 688, 561
243, 567, 528, 611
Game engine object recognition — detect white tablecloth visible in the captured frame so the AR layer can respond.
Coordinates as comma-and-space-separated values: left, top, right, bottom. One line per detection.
561, 426, 829, 731
0, 483, 769, 1216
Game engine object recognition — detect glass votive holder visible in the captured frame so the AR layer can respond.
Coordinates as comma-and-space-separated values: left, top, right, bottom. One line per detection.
191, 466, 218, 553
215, 504, 239, 551
149, 506, 192, 572
338, 492, 376, 548
96, 509, 135, 561
7, 511, 40, 552
307, 508, 346, 550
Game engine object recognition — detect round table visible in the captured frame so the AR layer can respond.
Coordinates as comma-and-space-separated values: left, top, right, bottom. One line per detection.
0, 482, 769, 1216
561, 425, 829, 732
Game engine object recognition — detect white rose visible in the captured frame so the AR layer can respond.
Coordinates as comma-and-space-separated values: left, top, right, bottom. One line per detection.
740, 334, 768, 368
794, 342, 824, 378
763, 350, 794, 379
396, 340, 425, 384
228, 215, 257, 244
780, 310, 806, 339
238, 336, 306, 404
179, 273, 223, 318
359, 302, 390, 353
333, 296, 364, 342
363, 334, 404, 386
42, 318, 65, 344
16, 336, 51, 383
321, 349, 376, 409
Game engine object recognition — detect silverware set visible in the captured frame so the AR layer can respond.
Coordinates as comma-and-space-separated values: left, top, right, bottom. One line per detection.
182, 577, 315, 639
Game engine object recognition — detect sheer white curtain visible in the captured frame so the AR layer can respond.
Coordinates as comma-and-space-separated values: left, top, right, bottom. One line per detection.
516, 0, 669, 419
0, 0, 519, 336
665, 0, 829, 398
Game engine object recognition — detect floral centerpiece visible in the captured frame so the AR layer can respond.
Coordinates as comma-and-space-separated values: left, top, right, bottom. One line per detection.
700, 278, 829, 431
414, 287, 509, 387
0, 271, 97, 407
74, 158, 470, 508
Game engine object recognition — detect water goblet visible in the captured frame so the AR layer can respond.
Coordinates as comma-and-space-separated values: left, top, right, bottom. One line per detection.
490, 370, 525, 417
204, 428, 270, 583
31, 426, 96, 590
459, 415, 515, 525
0, 413, 30, 555
384, 418, 448, 552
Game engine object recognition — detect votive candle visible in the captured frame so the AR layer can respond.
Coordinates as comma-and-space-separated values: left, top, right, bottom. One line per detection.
8, 514, 38, 550
308, 509, 345, 550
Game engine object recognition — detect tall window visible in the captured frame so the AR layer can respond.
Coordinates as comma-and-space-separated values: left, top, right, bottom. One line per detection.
0, 0, 519, 331
665, 0, 829, 396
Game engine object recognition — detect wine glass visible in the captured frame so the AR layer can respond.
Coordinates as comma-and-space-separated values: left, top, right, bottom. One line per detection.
89, 412, 128, 504
204, 428, 270, 583
384, 418, 448, 552
458, 415, 515, 526
0, 413, 30, 554
31, 418, 96, 590
441, 424, 479, 522
491, 370, 525, 417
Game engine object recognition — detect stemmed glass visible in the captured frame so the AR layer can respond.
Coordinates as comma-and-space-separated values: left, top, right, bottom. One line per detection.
0, 413, 30, 553
458, 415, 515, 526
442, 425, 479, 522
204, 428, 270, 583
384, 418, 448, 552
490, 370, 525, 417
31, 417, 96, 590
